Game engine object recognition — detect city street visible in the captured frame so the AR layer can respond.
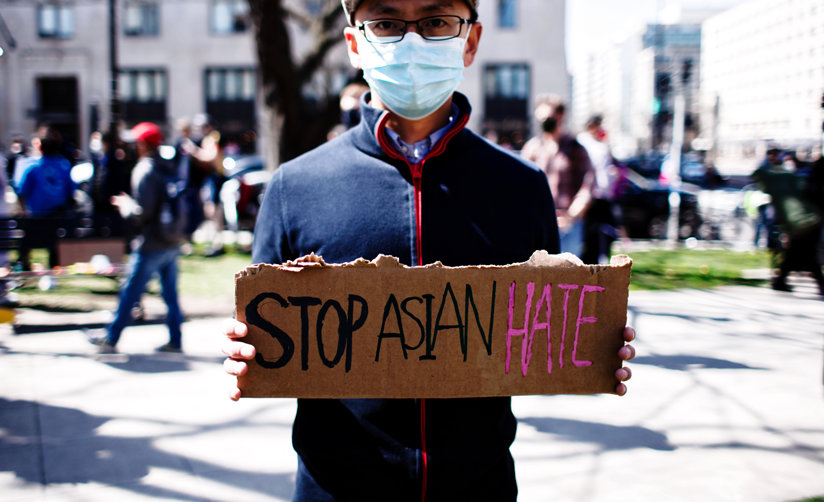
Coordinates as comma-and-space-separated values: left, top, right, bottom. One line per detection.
1, 277, 823, 502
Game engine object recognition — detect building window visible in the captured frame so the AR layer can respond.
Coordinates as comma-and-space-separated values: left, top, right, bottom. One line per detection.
124, 1, 159, 37
119, 68, 167, 123
204, 67, 257, 133
483, 63, 530, 132
37, 3, 74, 39
498, 0, 517, 29
206, 67, 256, 102
210, 0, 250, 34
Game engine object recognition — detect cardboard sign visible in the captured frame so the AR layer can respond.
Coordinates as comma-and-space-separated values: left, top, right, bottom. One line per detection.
235, 251, 632, 399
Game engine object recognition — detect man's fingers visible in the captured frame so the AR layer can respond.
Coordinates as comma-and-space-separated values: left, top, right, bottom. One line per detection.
223, 357, 249, 376
222, 340, 256, 360
615, 382, 628, 396
223, 318, 248, 339
619, 344, 636, 361
616, 367, 632, 382
623, 326, 636, 343
223, 319, 250, 401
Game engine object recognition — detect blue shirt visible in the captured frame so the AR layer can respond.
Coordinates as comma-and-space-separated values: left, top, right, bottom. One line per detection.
383, 103, 459, 164
18, 155, 76, 217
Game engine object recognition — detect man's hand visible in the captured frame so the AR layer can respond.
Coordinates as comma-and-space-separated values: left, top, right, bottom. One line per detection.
222, 318, 256, 401
556, 212, 573, 232
615, 326, 636, 396
110, 192, 140, 219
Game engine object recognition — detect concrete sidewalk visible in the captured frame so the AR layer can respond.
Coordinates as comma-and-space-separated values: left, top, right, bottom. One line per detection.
1, 279, 823, 502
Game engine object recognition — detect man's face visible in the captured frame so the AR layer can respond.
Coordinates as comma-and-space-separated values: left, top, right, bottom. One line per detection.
344, 0, 481, 70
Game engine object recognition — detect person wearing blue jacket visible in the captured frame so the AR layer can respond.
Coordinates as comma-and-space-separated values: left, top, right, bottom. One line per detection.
17, 127, 75, 217
223, 1, 636, 500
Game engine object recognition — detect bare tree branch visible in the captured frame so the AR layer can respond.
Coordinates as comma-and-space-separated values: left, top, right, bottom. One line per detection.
247, 0, 348, 162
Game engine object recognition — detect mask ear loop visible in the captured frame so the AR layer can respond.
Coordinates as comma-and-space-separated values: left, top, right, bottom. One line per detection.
341, 0, 354, 26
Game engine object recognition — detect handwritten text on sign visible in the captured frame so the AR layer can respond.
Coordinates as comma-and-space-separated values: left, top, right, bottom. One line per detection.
235, 252, 632, 399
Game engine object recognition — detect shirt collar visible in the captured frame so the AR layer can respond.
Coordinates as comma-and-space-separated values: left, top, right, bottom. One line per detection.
381, 103, 460, 165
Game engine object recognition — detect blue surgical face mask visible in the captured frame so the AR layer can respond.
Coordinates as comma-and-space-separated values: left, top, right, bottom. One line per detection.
356, 31, 468, 120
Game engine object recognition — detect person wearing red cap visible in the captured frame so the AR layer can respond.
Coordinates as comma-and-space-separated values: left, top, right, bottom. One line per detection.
222, 1, 636, 500
89, 122, 186, 353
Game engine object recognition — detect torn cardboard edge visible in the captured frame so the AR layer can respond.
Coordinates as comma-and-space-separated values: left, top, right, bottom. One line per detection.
235, 250, 632, 399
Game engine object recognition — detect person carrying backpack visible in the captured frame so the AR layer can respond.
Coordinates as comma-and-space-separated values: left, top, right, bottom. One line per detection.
89, 122, 186, 353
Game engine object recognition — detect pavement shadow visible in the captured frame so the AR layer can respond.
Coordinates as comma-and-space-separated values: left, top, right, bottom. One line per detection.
12, 312, 232, 336
627, 305, 734, 325
94, 353, 193, 374
0, 397, 295, 501
518, 416, 676, 452
630, 354, 765, 371
0, 347, 223, 374
93, 353, 225, 374
12, 315, 170, 335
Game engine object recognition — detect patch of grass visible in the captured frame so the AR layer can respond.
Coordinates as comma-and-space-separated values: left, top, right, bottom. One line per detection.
617, 248, 771, 291
177, 250, 252, 303
10, 245, 775, 309
11, 248, 253, 312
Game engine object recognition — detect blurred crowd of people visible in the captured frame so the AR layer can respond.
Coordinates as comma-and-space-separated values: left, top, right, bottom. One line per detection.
750, 146, 824, 296
0, 113, 242, 262
519, 94, 624, 265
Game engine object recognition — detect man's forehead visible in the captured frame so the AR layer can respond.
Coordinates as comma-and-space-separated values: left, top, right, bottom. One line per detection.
359, 0, 467, 18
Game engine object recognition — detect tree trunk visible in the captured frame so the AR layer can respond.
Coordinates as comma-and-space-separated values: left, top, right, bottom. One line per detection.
247, 0, 346, 169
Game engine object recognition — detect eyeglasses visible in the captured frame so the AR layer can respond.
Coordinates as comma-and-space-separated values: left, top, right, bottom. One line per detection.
357, 15, 471, 44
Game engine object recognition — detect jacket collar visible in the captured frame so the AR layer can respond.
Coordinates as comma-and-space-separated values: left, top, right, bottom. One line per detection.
352, 91, 472, 158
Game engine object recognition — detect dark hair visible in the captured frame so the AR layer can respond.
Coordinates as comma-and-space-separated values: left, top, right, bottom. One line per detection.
541, 116, 558, 134
39, 127, 63, 156
585, 115, 603, 129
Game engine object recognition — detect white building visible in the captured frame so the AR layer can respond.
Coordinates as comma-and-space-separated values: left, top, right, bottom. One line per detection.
465, 0, 568, 145
572, 35, 639, 159
700, 0, 824, 170
0, 0, 568, 158
0, 0, 259, 153
573, 22, 703, 158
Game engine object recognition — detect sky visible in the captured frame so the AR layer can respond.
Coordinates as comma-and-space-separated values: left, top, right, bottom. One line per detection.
566, 0, 749, 75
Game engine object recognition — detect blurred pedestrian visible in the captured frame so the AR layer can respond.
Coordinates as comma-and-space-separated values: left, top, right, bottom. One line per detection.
751, 148, 824, 296
172, 117, 205, 249
339, 80, 369, 129
0, 143, 11, 292
577, 114, 620, 264
185, 114, 225, 256
745, 187, 773, 248
14, 127, 77, 271
522, 96, 594, 258
4, 136, 26, 183
15, 127, 76, 217
89, 122, 186, 353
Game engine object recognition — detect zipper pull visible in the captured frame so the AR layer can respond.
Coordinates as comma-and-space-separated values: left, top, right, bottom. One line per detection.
410, 163, 422, 181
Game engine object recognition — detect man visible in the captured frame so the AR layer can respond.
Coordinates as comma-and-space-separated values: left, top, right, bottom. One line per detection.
16, 127, 75, 218
89, 122, 186, 353
223, 1, 635, 500
4, 136, 26, 183
751, 147, 824, 295
522, 96, 594, 259
15, 127, 77, 271
577, 115, 620, 264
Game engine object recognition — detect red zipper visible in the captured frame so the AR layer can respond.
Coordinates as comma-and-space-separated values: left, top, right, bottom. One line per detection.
375, 109, 470, 502
410, 163, 424, 266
